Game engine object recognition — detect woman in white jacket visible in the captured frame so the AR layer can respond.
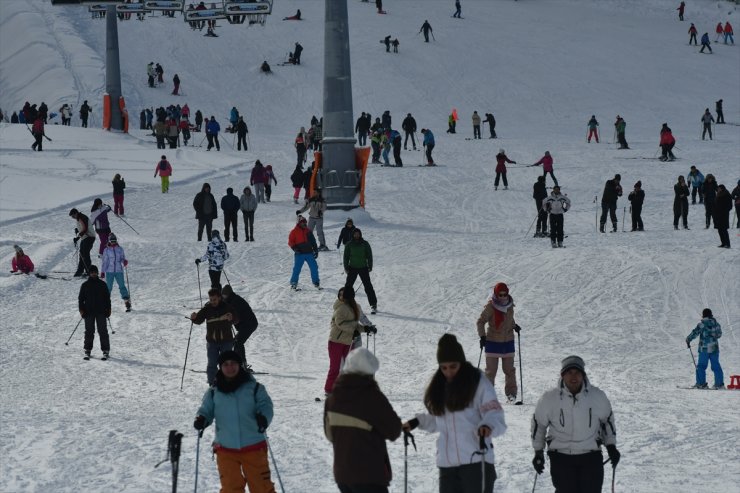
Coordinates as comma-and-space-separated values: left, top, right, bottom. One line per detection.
403, 334, 506, 493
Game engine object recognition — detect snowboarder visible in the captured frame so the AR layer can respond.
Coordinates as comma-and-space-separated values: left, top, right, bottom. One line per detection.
453, 0, 462, 18
724, 22, 734, 44
290, 164, 305, 204
70, 208, 96, 277
206, 116, 220, 151
700, 32, 712, 53
494, 149, 516, 190
628, 181, 645, 231
713, 185, 732, 247
189, 290, 236, 384
78, 265, 111, 360
533, 176, 549, 238
659, 123, 676, 161
419, 20, 433, 42
91, 198, 112, 256
715, 99, 724, 124
239, 186, 258, 242
196, 230, 229, 290
324, 347, 401, 492
30, 115, 45, 151
421, 128, 435, 165
614, 115, 629, 149
402, 334, 505, 493
297, 190, 328, 250
154, 155, 172, 193
677, 1, 685, 21
587, 115, 599, 143
687, 165, 704, 204
543, 185, 571, 247
336, 218, 356, 249
702, 174, 718, 228
264, 165, 277, 202
531, 356, 620, 491
220, 285, 258, 369
220, 188, 240, 242
343, 228, 378, 312
172, 74, 180, 95
288, 215, 320, 290
250, 160, 267, 204
401, 113, 417, 150
476, 282, 520, 401
472, 111, 481, 139
101, 233, 130, 312
193, 183, 218, 241
674, 175, 690, 230
11, 245, 34, 274
532, 151, 558, 186
701, 108, 714, 140
483, 112, 497, 138
688, 23, 698, 45
686, 309, 724, 388
78, 100, 90, 127
599, 174, 622, 233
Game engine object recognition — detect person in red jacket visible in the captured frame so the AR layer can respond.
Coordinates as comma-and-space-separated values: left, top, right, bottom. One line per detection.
154, 155, 173, 193
178, 117, 191, 146
11, 245, 34, 274
659, 124, 676, 162
288, 215, 320, 290
31, 116, 45, 151
677, 1, 685, 21
715, 22, 724, 42
494, 149, 516, 190
724, 22, 734, 45
688, 23, 698, 45
532, 151, 558, 187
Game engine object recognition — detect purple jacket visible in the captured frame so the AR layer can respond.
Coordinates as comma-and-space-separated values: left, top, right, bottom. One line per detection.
101, 244, 127, 273
250, 165, 266, 185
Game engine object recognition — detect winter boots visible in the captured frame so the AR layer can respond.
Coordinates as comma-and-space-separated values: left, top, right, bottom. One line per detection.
600, 223, 606, 233
125, 299, 132, 312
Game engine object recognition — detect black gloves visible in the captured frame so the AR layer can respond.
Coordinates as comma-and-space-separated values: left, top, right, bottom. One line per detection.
255, 413, 268, 433
606, 445, 620, 467
73, 237, 79, 245
195, 258, 201, 265
479, 336, 486, 349
193, 416, 206, 431
364, 325, 377, 334
686, 339, 691, 348
313, 251, 318, 259
295, 210, 301, 215
75, 228, 79, 234
533, 450, 545, 474
514, 324, 521, 333
406, 418, 419, 430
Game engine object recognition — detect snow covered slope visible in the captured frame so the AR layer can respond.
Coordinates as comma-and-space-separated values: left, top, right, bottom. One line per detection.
1, 0, 739, 492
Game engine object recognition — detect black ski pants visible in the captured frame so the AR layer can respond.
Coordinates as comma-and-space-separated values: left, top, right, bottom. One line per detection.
718, 227, 730, 247
265, 184, 273, 201
690, 33, 697, 45
438, 463, 496, 493
489, 125, 496, 138
543, 171, 559, 186
345, 267, 377, 307
600, 201, 617, 226
358, 132, 367, 146
716, 109, 724, 123
76, 236, 95, 275
208, 270, 222, 290
233, 321, 257, 366
296, 144, 306, 166
393, 145, 403, 166
617, 132, 628, 148
242, 211, 255, 240
704, 200, 714, 227
702, 123, 712, 140
223, 211, 238, 241
81, 116, 88, 128
631, 205, 643, 231
535, 200, 548, 233
338, 485, 388, 493
156, 136, 165, 149
404, 131, 415, 149
549, 213, 564, 242
32, 133, 43, 151
494, 172, 508, 187
84, 314, 110, 352
197, 218, 213, 241
691, 186, 703, 204
473, 124, 481, 139
548, 451, 604, 493
674, 199, 689, 228
661, 143, 675, 159
736, 203, 740, 228
237, 132, 248, 151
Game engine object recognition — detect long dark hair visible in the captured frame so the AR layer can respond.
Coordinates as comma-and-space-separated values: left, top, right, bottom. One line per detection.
423, 361, 481, 416
339, 286, 360, 320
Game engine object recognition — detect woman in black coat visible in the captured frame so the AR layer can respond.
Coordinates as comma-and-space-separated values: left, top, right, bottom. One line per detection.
713, 184, 732, 248
673, 176, 690, 230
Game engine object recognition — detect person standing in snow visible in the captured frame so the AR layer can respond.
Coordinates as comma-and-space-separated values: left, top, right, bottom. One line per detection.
196, 230, 229, 290
288, 215, 320, 290
297, 190, 328, 250
239, 187, 258, 242
713, 184, 732, 247
264, 165, 277, 202
586, 115, 599, 143
220, 188, 240, 242
355, 112, 370, 146
614, 115, 629, 149
60, 104, 72, 126
599, 174, 622, 233
344, 228, 378, 313
677, 1, 685, 21
30, 115, 45, 151
303, 163, 314, 199
179, 117, 191, 146
674, 175, 690, 230
189, 291, 237, 385
91, 199, 112, 256
533, 176, 549, 238
659, 124, 676, 161
531, 356, 620, 491
401, 113, 417, 150
172, 74, 180, 95
194, 110, 203, 132
193, 183, 218, 241
290, 164, 305, 204
421, 128, 435, 165
453, 0, 462, 18
483, 112, 497, 138
11, 245, 34, 274
250, 160, 267, 204
699, 32, 712, 53
687, 165, 704, 204
494, 149, 516, 190
724, 21, 734, 44
532, 151, 558, 186
101, 233, 131, 312
154, 155, 173, 193
732, 180, 740, 229
295, 128, 307, 166
336, 218, 356, 250
715, 99, 724, 124
193, 350, 276, 492
220, 285, 258, 369
206, 116, 221, 151
446, 113, 456, 134
293, 42, 303, 64
70, 208, 96, 277
701, 108, 714, 140
403, 334, 506, 493
686, 309, 724, 388
701, 174, 718, 229
472, 111, 482, 139
628, 181, 644, 231
79, 100, 91, 128
715, 22, 724, 42
390, 129, 403, 166
78, 265, 111, 360
236, 116, 248, 151
476, 282, 520, 402
419, 20, 433, 42
688, 23, 698, 45
543, 185, 571, 247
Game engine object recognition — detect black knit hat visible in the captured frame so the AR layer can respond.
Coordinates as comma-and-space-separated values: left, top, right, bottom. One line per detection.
218, 350, 242, 366
437, 334, 466, 364
702, 308, 713, 318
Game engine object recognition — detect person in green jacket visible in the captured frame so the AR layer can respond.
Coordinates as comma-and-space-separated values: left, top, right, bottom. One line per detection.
343, 228, 378, 313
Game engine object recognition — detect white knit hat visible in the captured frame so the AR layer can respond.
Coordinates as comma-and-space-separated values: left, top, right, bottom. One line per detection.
342, 348, 379, 376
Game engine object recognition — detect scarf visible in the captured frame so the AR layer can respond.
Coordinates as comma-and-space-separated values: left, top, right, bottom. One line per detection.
491, 295, 513, 329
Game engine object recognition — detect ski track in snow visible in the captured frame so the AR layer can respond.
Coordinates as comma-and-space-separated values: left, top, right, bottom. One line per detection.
2, 0, 740, 491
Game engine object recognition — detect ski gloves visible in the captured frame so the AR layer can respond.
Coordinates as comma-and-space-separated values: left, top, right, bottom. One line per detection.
480, 336, 486, 349
256, 413, 268, 433
532, 450, 545, 474
195, 258, 201, 265
606, 444, 621, 467
193, 416, 206, 431
514, 324, 522, 333
364, 325, 377, 334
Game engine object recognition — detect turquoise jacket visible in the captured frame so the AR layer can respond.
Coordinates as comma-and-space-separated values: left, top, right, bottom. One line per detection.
687, 317, 722, 353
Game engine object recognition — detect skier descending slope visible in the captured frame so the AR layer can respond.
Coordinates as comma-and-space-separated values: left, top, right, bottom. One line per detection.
101, 233, 131, 313
288, 215, 320, 290
78, 265, 111, 360
195, 230, 229, 290
543, 185, 571, 248
686, 309, 724, 389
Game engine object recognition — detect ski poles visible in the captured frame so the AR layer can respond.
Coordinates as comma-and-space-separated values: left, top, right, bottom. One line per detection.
524, 211, 538, 239
532, 472, 538, 493
621, 207, 626, 232
477, 346, 483, 368
265, 434, 285, 493
108, 317, 115, 335
515, 329, 524, 405
222, 268, 231, 286
114, 213, 140, 235
65, 317, 83, 345
478, 435, 487, 493
687, 342, 697, 370
155, 430, 183, 493
403, 430, 416, 493
196, 263, 203, 307
125, 265, 131, 300
194, 429, 202, 493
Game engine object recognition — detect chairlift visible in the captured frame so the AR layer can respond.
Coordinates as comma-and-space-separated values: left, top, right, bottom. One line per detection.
184, 7, 227, 22
143, 0, 184, 11
224, 1, 272, 15
116, 3, 151, 14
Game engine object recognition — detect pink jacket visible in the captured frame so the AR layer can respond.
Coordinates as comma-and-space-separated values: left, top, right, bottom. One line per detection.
534, 154, 553, 172
12, 255, 34, 274
155, 159, 173, 177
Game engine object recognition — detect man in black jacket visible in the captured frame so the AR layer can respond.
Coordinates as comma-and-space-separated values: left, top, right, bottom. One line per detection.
600, 174, 622, 233
483, 113, 496, 138
628, 181, 645, 231
533, 176, 549, 237
355, 112, 370, 146
78, 266, 112, 360
402, 113, 417, 150
220, 187, 241, 241
221, 285, 259, 369
193, 183, 218, 241
236, 116, 248, 151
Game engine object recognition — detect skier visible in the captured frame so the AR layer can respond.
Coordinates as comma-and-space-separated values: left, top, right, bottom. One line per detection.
370, 130, 382, 164
196, 230, 229, 290
172, 74, 180, 95
236, 116, 248, 151
206, 116, 220, 151
715, 22, 724, 42
324, 286, 375, 395
193, 183, 218, 241
688, 23, 698, 45
166, 117, 179, 149
30, 115, 44, 151
483, 112, 497, 138
702, 174, 718, 228
494, 149, 516, 190
715, 99, 724, 123
687, 165, 704, 204
70, 208, 96, 277
79, 100, 91, 128
178, 117, 191, 146
293, 42, 303, 64
390, 129, 403, 166
533, 176, 549, 238
154, 155, 172, 194
288, 215, 320, 290
472, 111, 481, 139
335, 218, 356, 250
599, 173, 623, 233
453, 0, 462, 18
290, 164, 305, 204
343, 228, 378, 313
587, 115, 599, 143
229, 107, 239, 131
724, 22, 734, 44
355, 112, 370, 146
701, 108, 714, 140
699, 32, 712, 53
419, 20, 433, 42
189, 290, 237, 384
628, 181, 645, 231
476, 282, 520, 401
677, 1, 685, 21
324, 347, 401, 492
297, 190, 328, 250
220, 188, 240, 242
446, 113, 456, 134
531, 356, 620, 492
392, 38, 399, 53
264, 165, 277, 202
532, 151, 558, 186
101, 233, 131, 312
402, 334, 506, 493
686, 309, 724, 388
239, 186, 258, 242
295, 128, 307, 166
714, 185, 732, 247
401, 113, 417, 150
674, 175, 690, 230
659, 123, 676, 161
91, 198, 112, 256
544, 185, 571, 248
11, 245, 34, 274
78, 265, 111, 360
421, 128, 435, 165
614, 115, 629, 149
220, 285, 258, 369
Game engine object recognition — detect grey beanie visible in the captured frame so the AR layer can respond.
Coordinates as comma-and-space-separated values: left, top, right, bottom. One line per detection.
561, 355, 586, 375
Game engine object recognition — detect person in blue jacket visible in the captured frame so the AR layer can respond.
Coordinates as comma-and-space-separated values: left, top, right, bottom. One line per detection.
686, 308, 724, 389
194, 350, 276, 492
687, 166, 704, 204
700, 32, 712, 53
206, 115, 221, 151
421, 128, 435, 166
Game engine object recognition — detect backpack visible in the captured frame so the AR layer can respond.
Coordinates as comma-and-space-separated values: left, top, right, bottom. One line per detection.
159, 160, 168, 171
